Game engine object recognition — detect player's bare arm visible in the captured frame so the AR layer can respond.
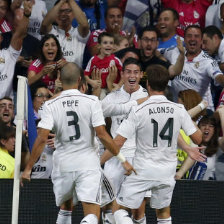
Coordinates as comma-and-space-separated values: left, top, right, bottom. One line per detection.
189, 129, 202, 145
21, 128, 50, 186
177, 134, 206, 162
96, 126, 136, 175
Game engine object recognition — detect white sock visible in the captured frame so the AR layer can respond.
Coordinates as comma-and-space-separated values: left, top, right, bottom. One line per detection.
114, 209, 133, 224
56, 209, 72, 224
102, 210, 115, 224
132, 215, 146, 224
157, 217, 172, 224
80, 214, 98, 224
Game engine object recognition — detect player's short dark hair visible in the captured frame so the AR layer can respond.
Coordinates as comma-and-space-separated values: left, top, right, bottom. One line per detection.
160, 8, 179, 21
98, 32, 114, 44
122, 57, 142, 71
203, 25, 223, 40
61, 62, 81, 85
184, 25, 202, 37
138, 26, 158, 40
104, 5, 122, 18
0, 121, 15, 148
146, 64, 169, 91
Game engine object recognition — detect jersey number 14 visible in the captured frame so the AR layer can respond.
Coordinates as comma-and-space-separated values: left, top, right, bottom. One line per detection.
151, 118, 173, 147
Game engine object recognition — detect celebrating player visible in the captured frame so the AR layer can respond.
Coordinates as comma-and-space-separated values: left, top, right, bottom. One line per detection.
21, 62, 134, 224
112, 64, 206, 224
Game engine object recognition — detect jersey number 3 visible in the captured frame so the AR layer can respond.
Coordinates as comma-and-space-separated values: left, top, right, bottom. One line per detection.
151, 118, 173, 147
67, 111, 80, 141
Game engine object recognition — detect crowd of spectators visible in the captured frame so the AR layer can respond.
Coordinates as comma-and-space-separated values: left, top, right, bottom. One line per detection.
0, 0, 224, 214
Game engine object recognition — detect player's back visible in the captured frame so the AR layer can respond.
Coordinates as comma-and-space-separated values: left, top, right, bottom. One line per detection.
39, 89, 105, 172
131, 95, 196, 179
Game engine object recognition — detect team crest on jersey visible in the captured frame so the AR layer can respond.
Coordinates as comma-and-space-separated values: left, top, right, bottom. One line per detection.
0, 57, 5, 63
41, 153, 47, 162
109, 60, 115, 67
193, 10, 199, 19
194, 62, 199, 68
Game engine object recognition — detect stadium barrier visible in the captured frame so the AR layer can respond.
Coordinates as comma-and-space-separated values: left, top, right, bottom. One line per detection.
0, 179, 224, 224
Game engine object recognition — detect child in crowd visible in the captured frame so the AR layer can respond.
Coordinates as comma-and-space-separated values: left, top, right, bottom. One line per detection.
113, 34, 129, 52
84, 32, 123, 99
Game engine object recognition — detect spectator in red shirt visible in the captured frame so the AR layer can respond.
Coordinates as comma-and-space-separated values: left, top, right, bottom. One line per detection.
162, 0, 213, 37
85, 32, 122, 99
28, 34, 66, 94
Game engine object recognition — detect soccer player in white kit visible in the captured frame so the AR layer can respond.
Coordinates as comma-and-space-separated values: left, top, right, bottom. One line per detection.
101, 57, 149, 224
21, 62, 134, 224
112, 64, 206, 224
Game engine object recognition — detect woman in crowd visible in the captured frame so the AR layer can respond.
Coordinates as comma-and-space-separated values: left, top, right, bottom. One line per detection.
177, 89, 207, 176
176, 105, 224, 180
28, 34, 65, 94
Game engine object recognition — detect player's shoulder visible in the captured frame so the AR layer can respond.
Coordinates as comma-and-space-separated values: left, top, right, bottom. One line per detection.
46, 90, 99, 107
104, 87, 122, 99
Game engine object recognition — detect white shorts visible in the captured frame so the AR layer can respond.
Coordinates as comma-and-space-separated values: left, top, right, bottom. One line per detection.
101, 171, 116, 207
104, 157, 133, 195
116, 170, 175, 209
51, 169, 102, 206
104, 157, 151, 198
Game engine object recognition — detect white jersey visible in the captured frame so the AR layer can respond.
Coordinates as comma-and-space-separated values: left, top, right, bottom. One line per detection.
102, 86, 148, 157
38, 89, 105, 172
27, 0, 47, 40
164, 48, 223, 110
117, 95, 197, 180
31, 145, 53, 179
50, 26, 90, 67
0, 46, 21, 99
218, 39, 224, 63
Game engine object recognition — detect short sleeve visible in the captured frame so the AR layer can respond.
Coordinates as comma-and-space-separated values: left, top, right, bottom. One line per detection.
28, 60, 43, 73
84, 56, 94, 76
116, 107, 138, 139
91, 98, 105, 127
74, 27, 90, 43
86, 30, 99, 49
180, 106, 197, 136
38, 103, 54, 131
206, 59, 223, 81
8, 45, 21, 62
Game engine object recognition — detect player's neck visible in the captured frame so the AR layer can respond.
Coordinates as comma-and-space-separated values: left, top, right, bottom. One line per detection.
62, 84, 79, 91
124, 85, 140, 94
148, 88, 164, 96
